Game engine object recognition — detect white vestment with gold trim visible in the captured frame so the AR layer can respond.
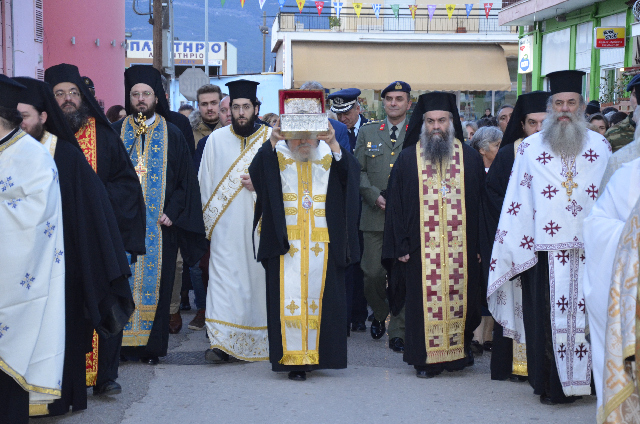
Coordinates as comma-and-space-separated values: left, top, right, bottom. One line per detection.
198, 125, 271, 360
0, 131, 65, 403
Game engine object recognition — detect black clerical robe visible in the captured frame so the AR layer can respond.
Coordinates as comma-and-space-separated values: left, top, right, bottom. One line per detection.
44, 139, 134, 416
113, 118, 207, 358
249, 141, 360, 372
382, 143, 484, 369
92, 121, 147, 256
481, 144, 521, 381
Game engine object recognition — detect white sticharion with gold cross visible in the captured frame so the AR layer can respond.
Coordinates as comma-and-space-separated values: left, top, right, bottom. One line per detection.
276, 139, 332, 366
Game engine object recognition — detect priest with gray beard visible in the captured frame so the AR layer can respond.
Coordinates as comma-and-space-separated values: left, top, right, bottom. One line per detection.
487, 70, 611, 405
382, 92, 485, 379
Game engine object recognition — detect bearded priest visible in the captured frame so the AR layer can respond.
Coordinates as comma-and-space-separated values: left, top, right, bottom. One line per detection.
381, 92, 485, 379
487, 70, 611, 404
249, 106, 361, 382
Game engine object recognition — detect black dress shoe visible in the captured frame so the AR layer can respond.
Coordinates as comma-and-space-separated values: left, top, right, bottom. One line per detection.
540, 394, 581, 405
119, 354, 128, 363
370, 319, 385, 340
509, 374, 528, 382
93, 380, 122, 396
351, 322, 366, 332
367, 313, 374, 322
482, 341, 493, 352
470, 340, 484, 356
288, 371, 307, 381
416, 369, 441, 378
141, 355, 159, 365
389, 337, 405, 352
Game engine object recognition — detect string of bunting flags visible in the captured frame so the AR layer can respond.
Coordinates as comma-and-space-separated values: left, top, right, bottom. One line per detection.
229, 0, 495, 20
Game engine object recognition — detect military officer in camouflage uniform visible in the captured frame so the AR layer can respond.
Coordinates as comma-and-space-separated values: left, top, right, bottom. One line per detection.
606, 74, 639, 152
355, 81, 412, 352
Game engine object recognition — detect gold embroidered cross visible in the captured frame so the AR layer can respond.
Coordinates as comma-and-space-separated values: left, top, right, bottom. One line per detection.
134, 112, 148, 137
277, 152, 295, 171
427, 238, 438, 250
150, 174, 159, 182
561, 171, 578, 201
152, 145, 160, 153
134, 156, 147, 183
286, 300, 299, 315
310, 300, 318, 314
288, 245, 299, 258
313, 155, 332, 171
449, 236, 462, 250
311, 243, 323, 257
149, 204, 157, 211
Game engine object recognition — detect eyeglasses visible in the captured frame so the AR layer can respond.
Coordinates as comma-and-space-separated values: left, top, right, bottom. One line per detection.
232, 104, 253, 112
54, 90, 81, 99
130, 91, 154, 99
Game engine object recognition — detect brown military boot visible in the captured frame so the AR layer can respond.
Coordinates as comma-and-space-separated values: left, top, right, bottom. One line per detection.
169, 311, 182, 334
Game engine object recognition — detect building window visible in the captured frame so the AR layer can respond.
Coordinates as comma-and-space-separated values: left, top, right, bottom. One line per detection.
541, 28, 570, 75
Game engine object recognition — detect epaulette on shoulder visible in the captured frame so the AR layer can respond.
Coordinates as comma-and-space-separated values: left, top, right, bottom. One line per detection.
360, 120, 382, 128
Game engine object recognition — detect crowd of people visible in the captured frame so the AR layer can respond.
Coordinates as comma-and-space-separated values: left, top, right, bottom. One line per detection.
2, 64, 640, 424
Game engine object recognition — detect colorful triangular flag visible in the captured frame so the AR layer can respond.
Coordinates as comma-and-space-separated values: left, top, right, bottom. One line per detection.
221, 0, 226, 6
427, 4, 436, 19
446, 4, 455, 19
332, 1, 343, 19
297, 0, 305, 12
259, 0, 266, 8
315, 0, 324, 14
409, 4, 417, 19
391, 4, 399, 18
353, 2, 362, 17
465, 3, 473, 17
372, 3, 381, 18
484, 3, 493, 18
240, 0, 245, 7
279, 0, 286, 10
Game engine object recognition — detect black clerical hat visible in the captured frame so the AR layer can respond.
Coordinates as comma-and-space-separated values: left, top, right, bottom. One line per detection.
500, 91, 550, 148
14, 76, 81, 151
0, 74, 26, 109
124, 65, 171, 119
44, 63, 113, 129
546, 70, 585, 95
403, 91, 463, 149
225, 79, 259, 103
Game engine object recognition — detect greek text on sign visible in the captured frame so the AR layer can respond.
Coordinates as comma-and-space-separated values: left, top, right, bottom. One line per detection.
594, 27, 626, 49
127, 40, 226, 62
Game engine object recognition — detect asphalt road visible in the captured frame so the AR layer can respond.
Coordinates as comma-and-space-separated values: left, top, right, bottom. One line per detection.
35, 308, 596, 424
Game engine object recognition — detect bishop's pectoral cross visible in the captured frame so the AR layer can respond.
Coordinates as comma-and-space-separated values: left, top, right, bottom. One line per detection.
135, 156, 147, 183
440, 180, 450, 198
561, 171, 578, 201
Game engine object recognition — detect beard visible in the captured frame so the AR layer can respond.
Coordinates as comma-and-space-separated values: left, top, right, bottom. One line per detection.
420, 122, 455, 165
132, 100, 157, 120
288, 140, 319, 162
27, 121, 46, 141
63, 101, 91, 133
541, 108, 587, 158
231, 112, 257, 137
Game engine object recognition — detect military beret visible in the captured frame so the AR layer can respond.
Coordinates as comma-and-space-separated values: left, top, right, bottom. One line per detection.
82, 76, 95, 90
328, 88, 361, 113
627, 74, 640, 92
381, 81, 411, 98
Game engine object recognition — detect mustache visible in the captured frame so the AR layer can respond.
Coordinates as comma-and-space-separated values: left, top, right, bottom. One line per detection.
62, 101, 77, 109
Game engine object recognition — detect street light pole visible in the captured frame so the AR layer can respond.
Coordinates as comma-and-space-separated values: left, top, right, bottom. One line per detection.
259, 13, 269, 73
205, 0, 209, 78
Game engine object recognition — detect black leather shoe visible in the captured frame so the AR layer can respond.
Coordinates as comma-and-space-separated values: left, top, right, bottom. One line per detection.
351, 322, 366, 332
370, 319, 385, 340
119, 354, 128, 362
389, 337, 405, 353
93, 380, 121, 396
141, 355, 159, 365
540, 394, 580, 405
288, 371, 307, 381
416, 369, 441, 378
367, 313, 374, 322
470, 340, 484, 356
509, 374, 528, 382
482, 341, 493, 352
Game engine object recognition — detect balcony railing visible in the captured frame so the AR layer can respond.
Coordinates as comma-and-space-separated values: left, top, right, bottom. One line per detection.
276, 6, 518, 34
501, 0, 524, 8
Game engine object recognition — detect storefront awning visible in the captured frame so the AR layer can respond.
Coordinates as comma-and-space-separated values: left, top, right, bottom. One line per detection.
292, 41, 512, 91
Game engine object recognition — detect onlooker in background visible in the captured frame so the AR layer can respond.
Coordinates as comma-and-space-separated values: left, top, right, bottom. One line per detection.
477, 117, 498, 128
219, 95, 232, 127
585, 99, 601, 116
464, 120, 478, 143
602, 106, 618, 117
496, 104, 513, 133
106, 104, 126, 123
604, 76, 639, 153
192, 84, 223, 149
262, 112, 279, 127
610, 111, 628, 127
483, 108, 492, 118
178, 103, 194, 118
588, 113, 609, 136
470, 126, 503, 172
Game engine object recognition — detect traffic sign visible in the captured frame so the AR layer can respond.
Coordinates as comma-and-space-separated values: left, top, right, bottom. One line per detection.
179, 68, 209, 101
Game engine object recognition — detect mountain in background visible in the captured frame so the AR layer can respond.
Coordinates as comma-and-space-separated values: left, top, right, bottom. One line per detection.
125, 0, 288, 74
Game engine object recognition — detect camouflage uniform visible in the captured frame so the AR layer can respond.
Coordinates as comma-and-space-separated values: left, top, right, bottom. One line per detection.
605, 111, 635, 153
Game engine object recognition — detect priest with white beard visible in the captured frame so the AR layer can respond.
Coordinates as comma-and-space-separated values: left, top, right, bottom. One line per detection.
199, 80, 271, 363
488, 70, 611, 404
584, 147, 640, 420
